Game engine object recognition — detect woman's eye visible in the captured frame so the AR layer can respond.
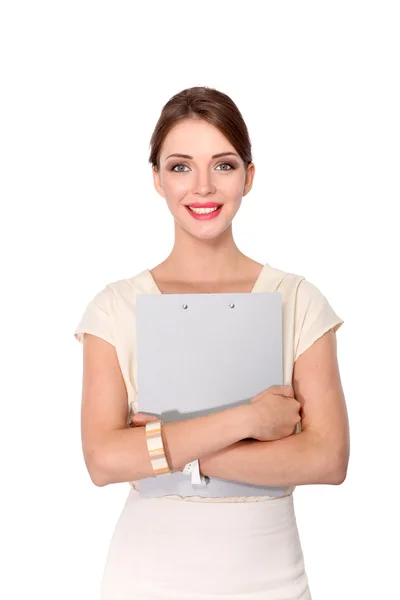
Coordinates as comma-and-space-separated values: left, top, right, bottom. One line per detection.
171, 163, 189, 172
171, 162, 235, 172
216, 162, 234, 171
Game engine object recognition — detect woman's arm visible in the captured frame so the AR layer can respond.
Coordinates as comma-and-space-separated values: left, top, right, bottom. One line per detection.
200, 329, 350, 487
81, 333, 253, 487
97, 405, 252, 486
200, 430, 343, 487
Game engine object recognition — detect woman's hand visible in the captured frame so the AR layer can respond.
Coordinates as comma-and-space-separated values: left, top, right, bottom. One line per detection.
247, 385, 302, 441
128, 412, 160, 428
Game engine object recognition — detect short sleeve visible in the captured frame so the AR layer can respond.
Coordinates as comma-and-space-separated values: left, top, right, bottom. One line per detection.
294, 279, 344, 362
74, 285, 115, 346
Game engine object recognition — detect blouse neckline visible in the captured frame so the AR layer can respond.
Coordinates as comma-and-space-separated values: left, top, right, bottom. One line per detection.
143, 263, 270, 295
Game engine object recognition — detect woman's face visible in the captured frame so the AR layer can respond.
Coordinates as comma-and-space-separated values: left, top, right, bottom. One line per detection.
153, 118, 255, 240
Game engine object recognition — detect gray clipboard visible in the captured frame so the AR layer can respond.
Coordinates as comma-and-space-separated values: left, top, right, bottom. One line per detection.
136, 291, 287, 498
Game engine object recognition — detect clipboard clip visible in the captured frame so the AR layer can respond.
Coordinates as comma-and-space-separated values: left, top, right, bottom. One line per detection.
181, 459, 209, 486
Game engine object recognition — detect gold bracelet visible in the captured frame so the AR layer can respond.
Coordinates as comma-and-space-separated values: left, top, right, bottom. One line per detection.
145, 420, 172, 476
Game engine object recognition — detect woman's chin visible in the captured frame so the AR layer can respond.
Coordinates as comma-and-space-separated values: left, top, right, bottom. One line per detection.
187, 223, 233, 241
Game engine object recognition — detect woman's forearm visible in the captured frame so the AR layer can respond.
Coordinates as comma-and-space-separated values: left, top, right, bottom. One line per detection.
199, 430, 346, 487
93, 405, 252, 486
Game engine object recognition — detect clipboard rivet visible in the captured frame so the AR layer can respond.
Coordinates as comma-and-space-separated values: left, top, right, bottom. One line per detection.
229, 303, 235, 308
182, 304, 188, 309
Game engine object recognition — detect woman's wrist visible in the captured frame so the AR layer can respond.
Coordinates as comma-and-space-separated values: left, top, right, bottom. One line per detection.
198, 405, 252, 476
233, 403, 254, 440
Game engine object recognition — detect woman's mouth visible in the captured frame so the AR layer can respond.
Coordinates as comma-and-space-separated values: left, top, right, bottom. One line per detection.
185, 205, 223, 220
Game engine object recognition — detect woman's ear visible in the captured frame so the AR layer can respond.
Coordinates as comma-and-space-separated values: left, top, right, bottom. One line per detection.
152, 165, 166, 199
243, 162, 255, 196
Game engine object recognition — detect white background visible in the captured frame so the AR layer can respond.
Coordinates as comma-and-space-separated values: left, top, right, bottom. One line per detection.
1, 1, 399, 598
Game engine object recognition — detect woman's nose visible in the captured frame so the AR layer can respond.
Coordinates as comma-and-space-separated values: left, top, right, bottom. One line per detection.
193, 172, 216, 195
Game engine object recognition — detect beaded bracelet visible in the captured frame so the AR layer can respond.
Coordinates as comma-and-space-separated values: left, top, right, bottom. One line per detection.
145, 420, 172, 477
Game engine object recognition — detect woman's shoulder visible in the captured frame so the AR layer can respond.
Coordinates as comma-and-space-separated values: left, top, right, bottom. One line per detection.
263, 262, 305, 293
96, 268, 152, 301
264, 262, 336, 308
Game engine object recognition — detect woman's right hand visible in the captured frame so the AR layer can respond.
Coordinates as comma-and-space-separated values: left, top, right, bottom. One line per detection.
246, 385, 302, 441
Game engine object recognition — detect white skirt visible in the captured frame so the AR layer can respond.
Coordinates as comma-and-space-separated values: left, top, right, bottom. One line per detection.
100, 489, 312, 599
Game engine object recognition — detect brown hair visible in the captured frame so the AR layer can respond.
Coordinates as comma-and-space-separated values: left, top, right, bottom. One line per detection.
149, 86, 253, 170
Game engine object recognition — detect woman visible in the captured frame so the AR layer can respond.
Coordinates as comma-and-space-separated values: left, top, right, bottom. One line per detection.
74, 86, 349, 599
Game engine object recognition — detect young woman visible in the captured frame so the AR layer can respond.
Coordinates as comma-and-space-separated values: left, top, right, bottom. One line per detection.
74, 86, 349, 599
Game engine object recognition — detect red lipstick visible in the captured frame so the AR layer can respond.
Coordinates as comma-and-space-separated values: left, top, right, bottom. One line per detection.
185, 202, 223, 220
187, 202, 221, 208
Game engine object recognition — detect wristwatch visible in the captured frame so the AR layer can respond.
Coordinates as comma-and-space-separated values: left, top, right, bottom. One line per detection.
181, 459, 209, 486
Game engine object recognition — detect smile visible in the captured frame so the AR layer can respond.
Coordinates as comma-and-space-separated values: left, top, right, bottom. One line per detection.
185, 205, 223, 220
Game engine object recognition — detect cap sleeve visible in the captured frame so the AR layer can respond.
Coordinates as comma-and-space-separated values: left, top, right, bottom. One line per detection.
294, 279, 344, 362
74, 285, 115, 346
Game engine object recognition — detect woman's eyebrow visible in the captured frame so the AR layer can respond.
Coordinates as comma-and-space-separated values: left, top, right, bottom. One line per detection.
165, 152, 239, 161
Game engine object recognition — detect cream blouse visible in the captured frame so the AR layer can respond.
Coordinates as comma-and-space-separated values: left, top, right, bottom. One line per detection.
74, 262, 344, 502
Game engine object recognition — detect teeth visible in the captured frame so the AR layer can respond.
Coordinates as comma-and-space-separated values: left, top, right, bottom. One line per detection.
188, 206, 220, 214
